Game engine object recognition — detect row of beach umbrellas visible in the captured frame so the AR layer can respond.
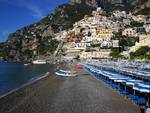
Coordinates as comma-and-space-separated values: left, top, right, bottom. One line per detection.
82, 64, 150, 108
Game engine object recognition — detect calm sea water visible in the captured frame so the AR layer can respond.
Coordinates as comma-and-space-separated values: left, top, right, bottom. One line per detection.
0, 62, 55, 96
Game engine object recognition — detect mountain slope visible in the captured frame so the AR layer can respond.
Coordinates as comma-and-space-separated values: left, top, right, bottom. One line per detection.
0, 0, 149, 61
133, 0, 150, 15
0, 3, 93, 61
72, 0, 150, 13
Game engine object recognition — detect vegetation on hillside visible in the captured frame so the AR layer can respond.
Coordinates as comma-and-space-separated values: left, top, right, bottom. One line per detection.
112, 34, 139, 51
0, 3, 93, 60
136, 8, 150, 15
50, 3, 94, 32
130, 21, 144, 27
110, 33, 139, 59
37, 37, 59, 55
110, 49, 123, 58
0, 1, 149, 61
130, 46, 150, 60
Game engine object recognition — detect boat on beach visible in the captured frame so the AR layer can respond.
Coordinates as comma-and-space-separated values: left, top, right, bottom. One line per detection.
55, 70, 77, 77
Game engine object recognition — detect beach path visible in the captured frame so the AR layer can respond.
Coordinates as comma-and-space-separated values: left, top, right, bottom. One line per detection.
0, 71, 140, 113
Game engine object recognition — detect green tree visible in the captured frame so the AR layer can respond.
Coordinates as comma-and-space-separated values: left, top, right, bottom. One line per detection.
130, 46, 150, 60
110, 49, 122, 58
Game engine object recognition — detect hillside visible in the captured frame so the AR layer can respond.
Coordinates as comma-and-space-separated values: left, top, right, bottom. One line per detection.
133, 0, 150, 15
0, 3, 93, 61
0, 0, 149, 61
72, 0, 150, 13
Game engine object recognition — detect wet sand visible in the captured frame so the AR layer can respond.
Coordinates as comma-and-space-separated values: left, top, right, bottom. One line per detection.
0, 70, 141, 113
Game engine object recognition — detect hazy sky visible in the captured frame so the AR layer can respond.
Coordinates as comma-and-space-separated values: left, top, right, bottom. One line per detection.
0, 0, 69, 42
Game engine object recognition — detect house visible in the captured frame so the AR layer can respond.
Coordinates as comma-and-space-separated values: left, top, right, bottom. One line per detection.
74, 26, 81, 35
80, 51, 111, 59
113, 10, 127, 18
81, 36, 94, 42
100, 41, 113, 49
132, 15, 147, 23
96, 28, 113, 42
112, 40, 119, 48
123, 19, 131, 26
143, 24, 150, 34
129, 34, 150, 52
122, 28, 137, 37
138, 35, 150, 46
74, 42, 91, 50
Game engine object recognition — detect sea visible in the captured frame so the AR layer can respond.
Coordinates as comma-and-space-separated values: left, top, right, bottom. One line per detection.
0, 61, 55, 96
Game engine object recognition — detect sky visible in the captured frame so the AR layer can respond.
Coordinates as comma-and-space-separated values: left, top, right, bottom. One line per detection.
0, 0, 70, 42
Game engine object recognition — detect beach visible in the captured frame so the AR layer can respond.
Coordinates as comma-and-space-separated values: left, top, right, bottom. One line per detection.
0, 67, 141, 113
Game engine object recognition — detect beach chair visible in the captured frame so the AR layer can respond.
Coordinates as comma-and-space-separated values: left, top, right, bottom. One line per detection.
135, 98, 146, 105
120, 90, 128, 95
127, 94, 139, 100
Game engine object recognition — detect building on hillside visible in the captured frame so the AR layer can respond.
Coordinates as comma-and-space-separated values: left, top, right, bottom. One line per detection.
64, 42, 81, 53
74, 42, 91, 50
99, 40, 119, 49
129, 34, 150, 52
74, 26, 81, 35
96, 28, 113, 42
112, 40, 119, 48
100, 41, 113, 49
123, 19, 131, 26
65, 42, 91, 53
132, 15, 147, 23
93, 14, 103, 24
113, 10, 127, 18
80, 51, 111, 59
138, 35, 150, 46
122, 28, 137, 37
81, 36, 95, 42
143, 24, 150, 34
136, 27, 147, 35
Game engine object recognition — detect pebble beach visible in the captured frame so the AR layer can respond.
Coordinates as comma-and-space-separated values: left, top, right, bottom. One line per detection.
0, 65, 141, 113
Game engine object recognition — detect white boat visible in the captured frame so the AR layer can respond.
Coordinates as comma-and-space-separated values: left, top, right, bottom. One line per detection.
24, 63, 31, 66
55, 71, 77, 77
32, 60, 47, 64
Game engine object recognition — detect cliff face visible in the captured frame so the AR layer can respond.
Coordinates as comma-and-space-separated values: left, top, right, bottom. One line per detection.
0, 3, 93, 61
72, 0, 149, 12
72, 0, 140, 5
133, 0, 150, 14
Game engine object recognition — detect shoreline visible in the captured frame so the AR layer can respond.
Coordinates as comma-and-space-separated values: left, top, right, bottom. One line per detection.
0, 72, 50, 99
0, 67, 141, 113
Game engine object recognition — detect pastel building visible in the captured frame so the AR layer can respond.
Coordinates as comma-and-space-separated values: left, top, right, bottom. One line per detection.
80, 51, 111, 59
75, 42, 91, 50
129, 35, 150, 52
122, 28, 137, 37
96, 28, 113, 41
143, 24, 150, 34
81, 36, 94, 42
